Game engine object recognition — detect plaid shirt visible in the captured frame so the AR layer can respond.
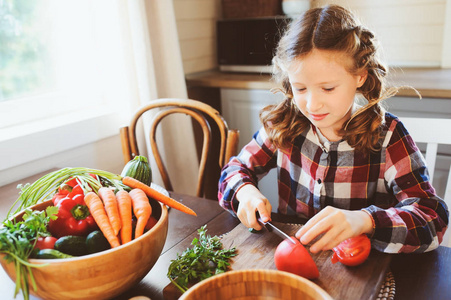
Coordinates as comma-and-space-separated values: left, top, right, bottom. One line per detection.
218, 113, 449, 253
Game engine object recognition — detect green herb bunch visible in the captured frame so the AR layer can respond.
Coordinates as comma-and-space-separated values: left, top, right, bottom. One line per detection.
0, 206, 58, 300
167, 225, 236, 293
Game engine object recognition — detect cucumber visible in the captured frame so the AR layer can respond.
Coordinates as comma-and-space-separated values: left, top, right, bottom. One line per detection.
86, 230, 111, 254
54, 236, 88, 256
121, 155, 152, 186
35, 249, 73, 259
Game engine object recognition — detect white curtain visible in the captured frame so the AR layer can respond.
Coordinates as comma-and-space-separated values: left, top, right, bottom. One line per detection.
118, 0, 199, 195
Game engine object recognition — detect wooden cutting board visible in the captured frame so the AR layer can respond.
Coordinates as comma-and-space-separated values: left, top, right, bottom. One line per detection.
164, 222, 391, 300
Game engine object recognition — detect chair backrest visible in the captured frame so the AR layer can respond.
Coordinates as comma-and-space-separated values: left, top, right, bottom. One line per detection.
120, 98, 239, 198
401, 117, 451, 248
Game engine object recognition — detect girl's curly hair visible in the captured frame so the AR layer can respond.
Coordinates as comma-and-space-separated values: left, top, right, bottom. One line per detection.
262, 5, 402, 153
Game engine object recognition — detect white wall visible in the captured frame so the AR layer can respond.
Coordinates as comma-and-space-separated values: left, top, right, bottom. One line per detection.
174, 0, 222, 74
312, 0, 448, 67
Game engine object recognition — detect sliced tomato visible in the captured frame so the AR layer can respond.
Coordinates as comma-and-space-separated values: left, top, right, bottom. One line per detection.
274, 237, 319, 279
331, 234, 371, 267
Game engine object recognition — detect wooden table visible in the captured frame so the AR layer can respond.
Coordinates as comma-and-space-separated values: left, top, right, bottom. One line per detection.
1, 174, 451, 300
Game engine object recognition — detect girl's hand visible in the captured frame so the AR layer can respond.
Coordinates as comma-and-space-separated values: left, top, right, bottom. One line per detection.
236, 184, 272, 231
295, 206, 373, 253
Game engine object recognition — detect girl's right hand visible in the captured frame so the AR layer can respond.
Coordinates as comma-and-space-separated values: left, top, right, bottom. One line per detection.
236, 184, 272, 231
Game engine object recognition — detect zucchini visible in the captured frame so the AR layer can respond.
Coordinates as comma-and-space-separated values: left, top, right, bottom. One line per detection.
86, 230, 111, 254
121, 155, 152, 185
54, 236, 88, 256
35, 249, 73, 259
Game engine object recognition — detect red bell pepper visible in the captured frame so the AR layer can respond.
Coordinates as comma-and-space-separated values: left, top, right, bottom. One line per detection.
48, 189, 98, 238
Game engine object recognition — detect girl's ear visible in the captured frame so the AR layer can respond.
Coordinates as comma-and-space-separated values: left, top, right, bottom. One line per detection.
356, 70, 368, 88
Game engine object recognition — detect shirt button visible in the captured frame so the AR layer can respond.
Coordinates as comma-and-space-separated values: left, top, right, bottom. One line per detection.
317, 179, 322, 184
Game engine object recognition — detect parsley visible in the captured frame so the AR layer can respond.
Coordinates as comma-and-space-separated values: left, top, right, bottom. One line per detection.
0, 206, 58, 300
167, 225, 237, 293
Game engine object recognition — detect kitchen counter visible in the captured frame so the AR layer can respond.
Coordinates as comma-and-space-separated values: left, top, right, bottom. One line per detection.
186, 68, 451, 99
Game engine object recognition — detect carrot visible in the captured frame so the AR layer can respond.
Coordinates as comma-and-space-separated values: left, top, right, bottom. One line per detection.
116, 190, 133, 244
122, 176, 197, 216
98, 187, 121, 236
84, 192, 120, 248
129, 188, 152, 238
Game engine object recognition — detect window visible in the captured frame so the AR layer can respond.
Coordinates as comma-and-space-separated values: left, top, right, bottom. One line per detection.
0, 0, 129, 171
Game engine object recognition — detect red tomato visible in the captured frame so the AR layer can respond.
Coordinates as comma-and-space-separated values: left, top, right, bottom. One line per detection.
331, 234, 371, 267
34, 236, 58, 250
274, 237, 319, 279
144, 216, 158, 231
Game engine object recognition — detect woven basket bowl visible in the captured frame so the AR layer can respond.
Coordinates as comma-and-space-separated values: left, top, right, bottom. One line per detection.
1, 199, 168, 300
179, 269, 333, 300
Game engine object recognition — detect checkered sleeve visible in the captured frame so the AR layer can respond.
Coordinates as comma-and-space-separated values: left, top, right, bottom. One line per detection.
363, 118, 449, 253
218, 127, 278, 215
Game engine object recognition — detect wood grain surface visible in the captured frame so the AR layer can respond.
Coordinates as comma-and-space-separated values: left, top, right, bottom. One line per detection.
164, 222, 391, 300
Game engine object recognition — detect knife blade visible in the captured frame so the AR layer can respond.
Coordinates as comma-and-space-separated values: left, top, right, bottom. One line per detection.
257, 217, 296, 244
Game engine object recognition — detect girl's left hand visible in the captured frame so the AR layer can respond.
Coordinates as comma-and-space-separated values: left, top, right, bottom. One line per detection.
295, 206, 373, 253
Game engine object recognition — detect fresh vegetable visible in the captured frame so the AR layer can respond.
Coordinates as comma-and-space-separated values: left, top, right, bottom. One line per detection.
86, 230, 111, 254
9, 167, 195, 219
34, 249, 73, 259
331, 234, 371, 267
54, 236, 88, 256
167, 225, 237, 293
84, 192, 120, 248
121, 155, 152, 186
0, 206, 58, 300
48, 193, 97, 238
144, 216, 158, 232
34, 236, 57, 251
274, 237, 319, 279
98, 187, 121, 236
116, 190, 133, 244
129, 189, 152, 238
51, 189, 70, 206
122, 176, 197, 216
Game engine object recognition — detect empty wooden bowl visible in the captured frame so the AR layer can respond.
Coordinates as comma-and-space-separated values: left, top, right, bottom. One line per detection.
179, 269, 333, 300
1, 198, 168, 300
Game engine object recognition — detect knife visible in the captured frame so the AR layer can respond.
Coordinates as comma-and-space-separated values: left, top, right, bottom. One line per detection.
257, 217, 297, 244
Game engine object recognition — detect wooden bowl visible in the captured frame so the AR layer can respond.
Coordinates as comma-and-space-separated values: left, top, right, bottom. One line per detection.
179, 269, 333, 300
0, 199, 168, 300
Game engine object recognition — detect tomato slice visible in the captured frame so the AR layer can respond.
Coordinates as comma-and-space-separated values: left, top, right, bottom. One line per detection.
274, 237, 319, 279
331, 234, 371, 266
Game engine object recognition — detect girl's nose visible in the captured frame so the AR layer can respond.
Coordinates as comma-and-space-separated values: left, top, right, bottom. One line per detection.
306, 92, 323, 112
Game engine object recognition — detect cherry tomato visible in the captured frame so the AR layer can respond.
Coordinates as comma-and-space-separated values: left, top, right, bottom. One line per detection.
274, 237, 319, 279
331, 234, 371, 267
34, 236, 58, 250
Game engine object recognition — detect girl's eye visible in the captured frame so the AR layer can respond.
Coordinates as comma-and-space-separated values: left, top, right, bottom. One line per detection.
323, 87, 335, 92
295, 88, 306, 93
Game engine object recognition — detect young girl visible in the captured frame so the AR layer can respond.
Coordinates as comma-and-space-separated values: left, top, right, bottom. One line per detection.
218, 5, 448, 254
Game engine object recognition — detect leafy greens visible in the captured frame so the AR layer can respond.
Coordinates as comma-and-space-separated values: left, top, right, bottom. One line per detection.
0, 206, 58, 300
167, 225, 237, 293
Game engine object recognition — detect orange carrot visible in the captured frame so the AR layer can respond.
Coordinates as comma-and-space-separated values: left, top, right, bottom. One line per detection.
115, 190, 133, 244
129, 188, 152, 238
84, 192, 120, 248
122, 176, 197, 216
98, 187, 121, 236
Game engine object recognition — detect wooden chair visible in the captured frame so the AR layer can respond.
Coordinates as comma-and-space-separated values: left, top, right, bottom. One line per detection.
401, 117, 451, 248
120, 98, 239, 198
